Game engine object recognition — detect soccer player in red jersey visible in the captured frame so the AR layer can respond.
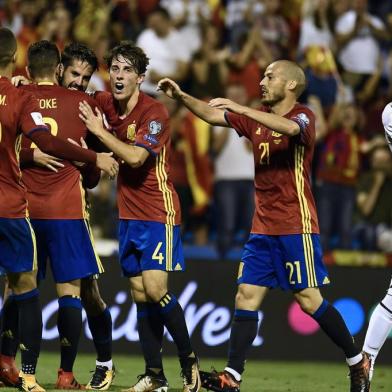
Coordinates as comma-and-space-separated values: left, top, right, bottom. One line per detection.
158, 60, 370, 392
79, 42, 200, 392
0, 28, 117, 392
20, 40, 110, 389
1, 43, 117, 391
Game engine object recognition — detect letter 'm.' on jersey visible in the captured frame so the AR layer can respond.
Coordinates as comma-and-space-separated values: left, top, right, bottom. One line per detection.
225, 104, 319, 235
21, 83, 99, 219
96, 91, 181, 225
0, 77, 47, 218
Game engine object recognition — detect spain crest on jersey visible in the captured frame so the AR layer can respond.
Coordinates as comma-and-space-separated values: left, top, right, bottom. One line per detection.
127, 123, 136, 142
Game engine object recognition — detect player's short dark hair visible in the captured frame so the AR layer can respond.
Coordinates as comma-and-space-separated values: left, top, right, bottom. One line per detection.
0, 28, 17, 68
62, 42, 98, 72
27, 40, 61, 79
105, 41, 149, 75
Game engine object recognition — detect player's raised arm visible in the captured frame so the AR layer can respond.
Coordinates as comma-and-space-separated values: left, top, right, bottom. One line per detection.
209, 97, 301, 136
157, 77, 228, 127
79, 100, 149, 168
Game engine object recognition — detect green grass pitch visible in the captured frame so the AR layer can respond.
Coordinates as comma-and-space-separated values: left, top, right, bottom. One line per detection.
7, 352, 392, 391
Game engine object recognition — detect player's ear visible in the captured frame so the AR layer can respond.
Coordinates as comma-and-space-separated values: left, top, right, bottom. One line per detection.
287, 79, 297, 93
137, 73, 145, 85
25, 66, 32, 80
57, 63, 64, 79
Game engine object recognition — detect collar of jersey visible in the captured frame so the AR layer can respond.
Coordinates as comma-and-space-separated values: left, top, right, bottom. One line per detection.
37, 82, 54, 86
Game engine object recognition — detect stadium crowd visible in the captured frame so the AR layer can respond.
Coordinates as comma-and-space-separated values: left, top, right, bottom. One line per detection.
2, 0, 392, 256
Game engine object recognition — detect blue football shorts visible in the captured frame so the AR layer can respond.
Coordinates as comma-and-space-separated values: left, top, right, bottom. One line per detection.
119, 219, 184, 277
31, 219, 103, 283
238, 233, 330, 291
0, 217, 37, 274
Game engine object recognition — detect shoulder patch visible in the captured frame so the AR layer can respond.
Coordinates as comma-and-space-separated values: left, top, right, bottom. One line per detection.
148, 120, 162, 135
295, 113, 310, 125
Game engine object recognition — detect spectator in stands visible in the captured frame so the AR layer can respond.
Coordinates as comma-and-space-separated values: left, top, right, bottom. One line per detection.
190, 24, 229, 100
316, 102, 364, 250
251, 0, 290, 60
227, 27, 272, 101
160, 0, 211, 56
335, 0, 389, 95
212, 83, 254, 258
225, 0, 255, 52
136, 6, 191, 95
301, 46, 339, 110
298, 0, 335, 55
355, 145, 392, 251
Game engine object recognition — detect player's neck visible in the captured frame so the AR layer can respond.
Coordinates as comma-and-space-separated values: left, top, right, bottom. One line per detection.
0, 65, 13, 79
270, 98, 296, 116
118, 89, 140, 117
33, 76, 58, 85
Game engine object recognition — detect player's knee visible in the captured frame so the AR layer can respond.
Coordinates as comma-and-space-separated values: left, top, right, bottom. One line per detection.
7, 271, 37, 294
235, 286, 258, 310
296, 295, 321, 315
145, 285, 166, 303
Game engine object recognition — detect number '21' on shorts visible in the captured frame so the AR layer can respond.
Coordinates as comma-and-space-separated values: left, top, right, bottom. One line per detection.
238, 233, 330, 291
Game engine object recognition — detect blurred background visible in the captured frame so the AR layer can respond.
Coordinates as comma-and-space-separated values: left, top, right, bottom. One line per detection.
1, 0, 392, 261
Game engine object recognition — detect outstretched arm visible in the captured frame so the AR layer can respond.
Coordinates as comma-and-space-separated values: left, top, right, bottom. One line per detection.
209, 98, 300, 136
157, 78, 228, 127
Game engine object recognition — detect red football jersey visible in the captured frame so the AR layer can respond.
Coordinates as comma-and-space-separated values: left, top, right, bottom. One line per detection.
0, 77, 47, 218
21, 83, 98, 219
225, 103, 319, 235
96, 91, 181, 225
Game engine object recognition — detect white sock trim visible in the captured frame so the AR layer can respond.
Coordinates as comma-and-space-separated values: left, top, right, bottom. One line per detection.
346, 353, 363, 367
224, 367, 241, 382
96, 359, 113, 370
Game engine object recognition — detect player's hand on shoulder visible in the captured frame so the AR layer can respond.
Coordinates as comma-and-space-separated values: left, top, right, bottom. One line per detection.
67, 137, 88, 167
33, 148, 64, 172
209, 98, 245, 115
11, 75, 31, 87
79, 100, 105, 136
96, 152, 119, 178
157, 78, 181, 99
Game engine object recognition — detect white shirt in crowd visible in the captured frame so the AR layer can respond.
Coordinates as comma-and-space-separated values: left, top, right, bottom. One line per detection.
136, 28, 192, 95
160, 0, 210, 55
213, 127, 254, 181
335, 10, 384, 74
298, 17, 333, 54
